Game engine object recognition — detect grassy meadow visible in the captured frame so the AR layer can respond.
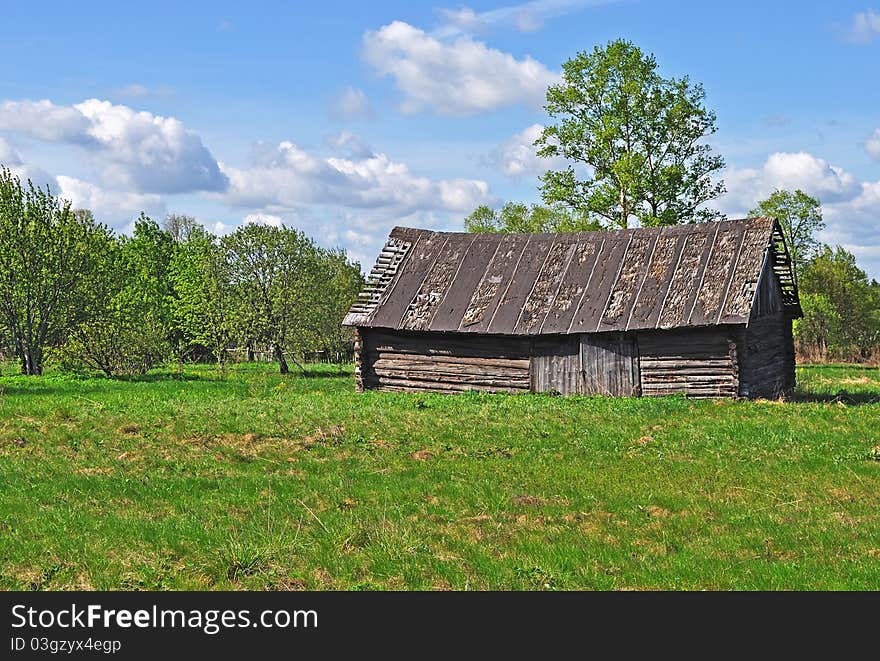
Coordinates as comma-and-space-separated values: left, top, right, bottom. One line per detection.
0, 361, 878, 591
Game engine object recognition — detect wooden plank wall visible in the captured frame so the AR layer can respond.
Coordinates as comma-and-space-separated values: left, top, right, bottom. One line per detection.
361, 329, 531, 394
749, 257, 784, 320
580, 333, 640, 396
637, 328, 739, 398
738, 312, 795, 398
531, 335, 580, 394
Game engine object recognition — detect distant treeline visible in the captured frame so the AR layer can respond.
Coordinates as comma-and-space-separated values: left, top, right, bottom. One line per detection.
0, 168, 363, 377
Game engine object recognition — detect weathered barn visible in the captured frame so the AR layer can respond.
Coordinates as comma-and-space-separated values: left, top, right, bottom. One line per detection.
343, 217, 802, 398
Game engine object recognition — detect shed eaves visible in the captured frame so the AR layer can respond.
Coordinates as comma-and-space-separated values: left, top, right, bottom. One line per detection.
344, 217, 801, 335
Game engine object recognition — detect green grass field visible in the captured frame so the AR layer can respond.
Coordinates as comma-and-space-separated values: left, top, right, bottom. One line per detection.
1, 362, 878, 590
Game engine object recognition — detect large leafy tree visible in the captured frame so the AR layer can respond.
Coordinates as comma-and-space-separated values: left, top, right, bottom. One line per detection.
222, 224, 323, 374
465, 202, 601, 233
0, 168, 115, 375
749, 189, 824, 280
536, 39, 725, 228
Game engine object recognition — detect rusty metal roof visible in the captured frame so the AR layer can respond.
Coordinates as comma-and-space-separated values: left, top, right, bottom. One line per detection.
344, 217, 802, 335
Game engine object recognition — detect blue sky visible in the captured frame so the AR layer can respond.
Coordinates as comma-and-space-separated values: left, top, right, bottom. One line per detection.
1, 1, 878, 275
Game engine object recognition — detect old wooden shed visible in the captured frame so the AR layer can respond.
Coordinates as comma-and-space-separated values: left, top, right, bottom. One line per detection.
343, 217, 802, 398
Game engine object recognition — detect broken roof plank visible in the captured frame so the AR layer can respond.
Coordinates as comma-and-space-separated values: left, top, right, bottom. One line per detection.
488, 235, 556, 334
428, 233, 502, 332
515, 238, 578, 334
539, 235, 605, 334
598, 230, 659, 333
400, 233, 475, 331
626, 228, 688, 331
458, 233, 529, 333
656, 225, 717, 330
368, 231, 445, 329
568, 230, 632, 334
688, 221, 746, 327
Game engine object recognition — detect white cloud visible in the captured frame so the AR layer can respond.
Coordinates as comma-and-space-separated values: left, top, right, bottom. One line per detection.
718, 151, 880, 278
823, 180, 880, 277
329, 87, 374, 120
222, 137, 493, 213
0, 138, 58, 192
438, 0, 618, 35
719, 151, 859, 214
0, 98, 227, 194
244, 212, 283, 228
0, 137, 18, 164
362, 21, 558, 115
56, 175, 165, 225
850, 9, 880, 43
866, 128, 880, 161
488, 123, 566, 177
114, 84, 149, 97
0, 99, 92, 143
326, 131, 375, 159
491, 124, 545, 176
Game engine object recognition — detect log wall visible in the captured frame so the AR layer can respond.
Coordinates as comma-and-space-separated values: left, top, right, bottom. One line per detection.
637, 328, 739, 398
360, 329, 531, 394
357, 324, 792, 399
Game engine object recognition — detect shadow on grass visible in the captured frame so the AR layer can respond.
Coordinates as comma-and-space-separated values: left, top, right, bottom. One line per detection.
791, 391, 880, 406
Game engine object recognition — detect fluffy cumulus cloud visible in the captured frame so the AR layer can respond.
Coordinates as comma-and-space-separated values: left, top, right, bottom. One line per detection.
244, 212, 283, 228
718, 151, 880, 277
56, 175, 166, 224
0, 98, 227, 194
329, 87, 374, 120
487, 123, 572, 177
850, 9, 880, 43
866, 129, 880, 161
719, 151, 859, 213
0, 137, 58, 192
362, 21, 558, 115
222, 137, 493, 213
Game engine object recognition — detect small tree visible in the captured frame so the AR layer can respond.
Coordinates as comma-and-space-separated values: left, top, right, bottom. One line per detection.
222, 224, 326, 374
536, 40, 725, 228
465, 203, 601, 233
164, 213, 203, 243
749, 189, 824, 280
798, 246, 879, 359
306, 249, 363, 370
170, 228, 236, 370
793, 293, 841, 360
57, 217, 175, 377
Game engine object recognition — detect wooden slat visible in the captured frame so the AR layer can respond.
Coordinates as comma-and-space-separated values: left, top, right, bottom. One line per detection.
580, 332, 639, 396
515, 239, 577, 334
569, 231, 631, 333
689, 221, 745, 326
429, 234, 501, 332
488, 235, 555, 334
369, 232, 445, 328
401, 233, 474, 331
540, 236, 605, 334
627, 231, 687, 330
599, 232, 659, 332
459, 234, 529, 332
